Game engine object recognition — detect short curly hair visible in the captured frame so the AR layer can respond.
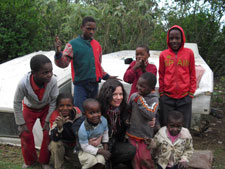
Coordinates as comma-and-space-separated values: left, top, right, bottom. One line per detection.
30, 54, 51, 72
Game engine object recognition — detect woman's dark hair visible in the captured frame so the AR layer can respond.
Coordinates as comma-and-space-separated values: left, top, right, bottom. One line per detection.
97, 79, 127, 116
30, 54, 51, 72
56, 93, 73, 107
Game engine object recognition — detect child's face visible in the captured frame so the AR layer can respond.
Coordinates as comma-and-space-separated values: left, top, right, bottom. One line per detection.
137, 77, 152, 96
169, 29, 182, 52
167, 118, 183, 136
81, 21, 96, 40
135, 47, 149, 63
33, 62, 53, 84
57, 98, 73, 117
110, 86, 123, 107
85, 102, 101, 126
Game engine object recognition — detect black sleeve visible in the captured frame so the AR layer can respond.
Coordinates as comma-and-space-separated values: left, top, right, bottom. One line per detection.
71, 116, 86, 136
50, 127, 62, 141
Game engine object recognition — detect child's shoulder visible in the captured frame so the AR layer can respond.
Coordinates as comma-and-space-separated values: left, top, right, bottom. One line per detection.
160, 48, 170, 54
101, 116, 108, 125
180, 127, 192, 139
50, 74, 57, 83
146, 62, 157, 69
129, 92, 138, 101
157, 126, 167, 134
49, 110, 60, 126
182, 47, 195, 55
18, 72, 30, 84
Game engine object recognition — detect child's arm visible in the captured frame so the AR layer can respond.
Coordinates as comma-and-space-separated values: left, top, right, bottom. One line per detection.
13, 80, 26, 126
123, 61, 137, 83
78, 124, 100, 155
13, 80, 29, 134
97, 148, 111, 160
99, 128, 111, 161
158, 53, 165, 96
134, 95, 159, 120
177, 137, 194, 169
54, 36, 73, 68
149, 132, 161, 159
99, 126, 111, 160
189, 51, 196, 98
44, 79, 59, 130
49, 116, 67, 141
180, 137, 194, 163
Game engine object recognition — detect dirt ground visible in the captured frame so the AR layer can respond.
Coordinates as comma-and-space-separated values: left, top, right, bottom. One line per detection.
190, 77, 225, 169
191, 110, 225, 169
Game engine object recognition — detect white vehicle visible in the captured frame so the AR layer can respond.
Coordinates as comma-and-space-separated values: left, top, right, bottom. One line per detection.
0, 43, 213, 147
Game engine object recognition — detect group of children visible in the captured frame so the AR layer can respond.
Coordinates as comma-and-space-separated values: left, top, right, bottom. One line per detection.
13, 17, 196, 169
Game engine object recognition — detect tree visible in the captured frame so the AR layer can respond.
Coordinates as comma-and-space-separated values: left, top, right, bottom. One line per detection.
0, 0, 41, 62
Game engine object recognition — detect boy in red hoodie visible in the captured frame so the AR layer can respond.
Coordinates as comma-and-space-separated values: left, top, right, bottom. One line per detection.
159, 25, 196, 129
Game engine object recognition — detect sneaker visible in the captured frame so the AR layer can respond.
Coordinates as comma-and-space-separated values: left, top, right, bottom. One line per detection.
22, 163, 30, 169
22, 162, 38, 168
42, 164, 54, 169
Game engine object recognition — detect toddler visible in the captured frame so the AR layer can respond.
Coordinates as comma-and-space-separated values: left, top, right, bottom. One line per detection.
151, 110, 194, 169
78, 98, 111, 169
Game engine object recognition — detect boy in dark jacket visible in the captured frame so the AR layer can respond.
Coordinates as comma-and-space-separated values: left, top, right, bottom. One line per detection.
49, 93, 81, 169
159, 25, 196, 128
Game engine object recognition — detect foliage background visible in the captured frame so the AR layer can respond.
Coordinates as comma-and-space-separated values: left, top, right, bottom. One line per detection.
0, 0, 224, 76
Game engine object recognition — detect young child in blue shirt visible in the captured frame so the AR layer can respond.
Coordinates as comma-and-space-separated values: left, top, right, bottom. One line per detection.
78, 98, 111, 169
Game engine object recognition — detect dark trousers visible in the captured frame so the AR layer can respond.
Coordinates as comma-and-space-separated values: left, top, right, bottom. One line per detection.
159, 95, 192, 129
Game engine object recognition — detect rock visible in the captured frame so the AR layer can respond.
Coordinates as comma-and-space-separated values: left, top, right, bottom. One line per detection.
210, 107, 224, 119
218, 141, 223, 144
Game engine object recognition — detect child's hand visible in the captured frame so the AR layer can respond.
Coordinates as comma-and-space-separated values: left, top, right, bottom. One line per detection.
178, 161, 188, 169
108, 75, 121, 81
56, 115, 69, 129
133, 59, 144, 70
97, 149, 111, 160
148, 118, 156, 128
43, 122, 50, 131
144, 137, 152, 149
55, 36, 62, 53
125, 119, 131, 127
18, 124, 29, 135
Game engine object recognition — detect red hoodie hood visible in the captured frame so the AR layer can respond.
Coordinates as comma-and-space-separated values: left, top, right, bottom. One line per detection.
167, 25, 186, 52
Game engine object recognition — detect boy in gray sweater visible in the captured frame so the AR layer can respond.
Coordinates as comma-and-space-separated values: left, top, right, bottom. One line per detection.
127, 72, 159, 169
13, 54, 58, 169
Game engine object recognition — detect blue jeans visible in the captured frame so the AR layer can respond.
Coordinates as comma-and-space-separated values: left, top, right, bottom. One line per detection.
73, 82, 99, 112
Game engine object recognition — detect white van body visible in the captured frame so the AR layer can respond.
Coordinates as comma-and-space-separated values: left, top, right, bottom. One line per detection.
0, 43, 213, 147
